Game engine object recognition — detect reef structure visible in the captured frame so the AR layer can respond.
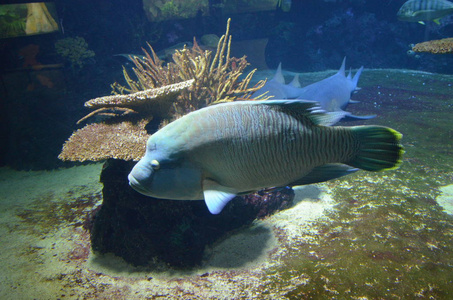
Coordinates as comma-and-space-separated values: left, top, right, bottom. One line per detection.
55, 36, 95, 70
59, 19, 265, 162
412, 38, 453, 54
59, 19, 290, 268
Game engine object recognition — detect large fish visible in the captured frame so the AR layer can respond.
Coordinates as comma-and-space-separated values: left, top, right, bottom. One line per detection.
252, 58, 375, 122
128, 100, 403, 214
397, 0, 453, 24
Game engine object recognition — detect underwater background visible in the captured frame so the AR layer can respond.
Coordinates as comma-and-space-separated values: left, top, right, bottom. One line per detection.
0, 0, 452, 299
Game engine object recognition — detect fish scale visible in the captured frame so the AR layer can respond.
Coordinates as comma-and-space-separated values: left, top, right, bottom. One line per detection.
129, 100, 403, 214
189, 104, 353, 190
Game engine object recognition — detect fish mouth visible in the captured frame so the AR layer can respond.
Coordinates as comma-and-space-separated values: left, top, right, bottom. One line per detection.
128, 174, 149, 195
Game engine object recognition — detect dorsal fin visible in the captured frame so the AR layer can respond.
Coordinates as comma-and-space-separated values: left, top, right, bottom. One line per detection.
289, 74, 301, 87
352, 66, 364, 88
347, 68, 352, 80
273, 63, 285, 84
338, 57, 346, 77
257, 99, 340, 126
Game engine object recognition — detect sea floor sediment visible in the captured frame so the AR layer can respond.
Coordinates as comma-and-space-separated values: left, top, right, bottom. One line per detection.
0, 69, 452, 299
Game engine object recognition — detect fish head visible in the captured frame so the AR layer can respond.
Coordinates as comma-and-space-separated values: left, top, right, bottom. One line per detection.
397, 3, 418, 21
128, 138, 203, 200
397, 2, 428, 22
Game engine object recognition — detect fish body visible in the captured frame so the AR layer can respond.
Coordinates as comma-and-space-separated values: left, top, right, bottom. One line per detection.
397, 0, 453, 24
129, 100, 403, 214
252, 58, 375, 122
251, 63, 302, 99
296, 58, 363, 113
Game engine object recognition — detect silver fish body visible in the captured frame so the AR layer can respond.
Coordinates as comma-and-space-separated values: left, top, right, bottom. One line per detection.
397, 0, 453, 23
129, 100, 403, 214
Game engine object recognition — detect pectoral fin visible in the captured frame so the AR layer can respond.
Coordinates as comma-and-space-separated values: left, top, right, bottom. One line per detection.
288, 164, 358, 186
203, 179, 237, 214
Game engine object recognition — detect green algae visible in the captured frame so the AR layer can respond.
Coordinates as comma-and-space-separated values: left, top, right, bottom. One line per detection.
262, 171, 453, 298
15, 186, 102, 235
1, 69, 451, 299
259, 69, 453, 299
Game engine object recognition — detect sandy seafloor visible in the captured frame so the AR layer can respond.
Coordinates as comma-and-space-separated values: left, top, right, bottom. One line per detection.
0, 69, 452, 299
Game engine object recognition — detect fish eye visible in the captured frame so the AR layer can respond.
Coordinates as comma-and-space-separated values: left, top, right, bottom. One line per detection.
151, 159, 160, 170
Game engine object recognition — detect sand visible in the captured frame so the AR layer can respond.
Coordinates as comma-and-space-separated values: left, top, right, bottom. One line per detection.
0, 163, 334, 299
437, 184, 453, 215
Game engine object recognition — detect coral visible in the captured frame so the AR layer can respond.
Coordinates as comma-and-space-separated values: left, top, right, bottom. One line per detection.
59, 117, 150, 162
78, 79, 194, 124
55, 36, 95, 70
59, 19, 264, 162
412, 38, 453, 54
91, 159, 295, 268
114, 18, 265, 121
59, 80, 193, 161
143, 0, 209, 22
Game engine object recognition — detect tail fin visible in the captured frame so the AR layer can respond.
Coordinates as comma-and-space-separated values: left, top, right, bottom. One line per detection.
348, 126, 404, 171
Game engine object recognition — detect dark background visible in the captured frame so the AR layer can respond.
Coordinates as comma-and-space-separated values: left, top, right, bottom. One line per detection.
1, 0, 452, 169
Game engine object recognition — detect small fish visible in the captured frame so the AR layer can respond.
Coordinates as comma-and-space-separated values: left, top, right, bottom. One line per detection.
129, 100, 404, 214
397, 0, 453, 25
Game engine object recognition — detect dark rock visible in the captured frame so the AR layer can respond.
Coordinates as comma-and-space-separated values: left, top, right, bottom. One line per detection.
90, 159, 294, 268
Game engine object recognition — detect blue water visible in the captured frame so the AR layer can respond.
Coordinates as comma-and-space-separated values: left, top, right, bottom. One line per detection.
0, 1, 452, 298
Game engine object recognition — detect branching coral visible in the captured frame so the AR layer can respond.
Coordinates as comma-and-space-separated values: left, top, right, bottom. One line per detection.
412, 38, 453, 54
112, 18, 265, 118
55, 36, 95, 70
59, 19, 264, 162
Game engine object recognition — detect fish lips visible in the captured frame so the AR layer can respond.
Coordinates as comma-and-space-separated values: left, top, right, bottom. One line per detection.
128, 161, 156, 196
128, 172, 151, 196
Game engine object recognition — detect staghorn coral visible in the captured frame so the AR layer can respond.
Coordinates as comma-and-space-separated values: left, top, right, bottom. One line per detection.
412, 38, 453, 54
59, 19, 264, 162
55, 36, 95, 70
113, 18, 265, 119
